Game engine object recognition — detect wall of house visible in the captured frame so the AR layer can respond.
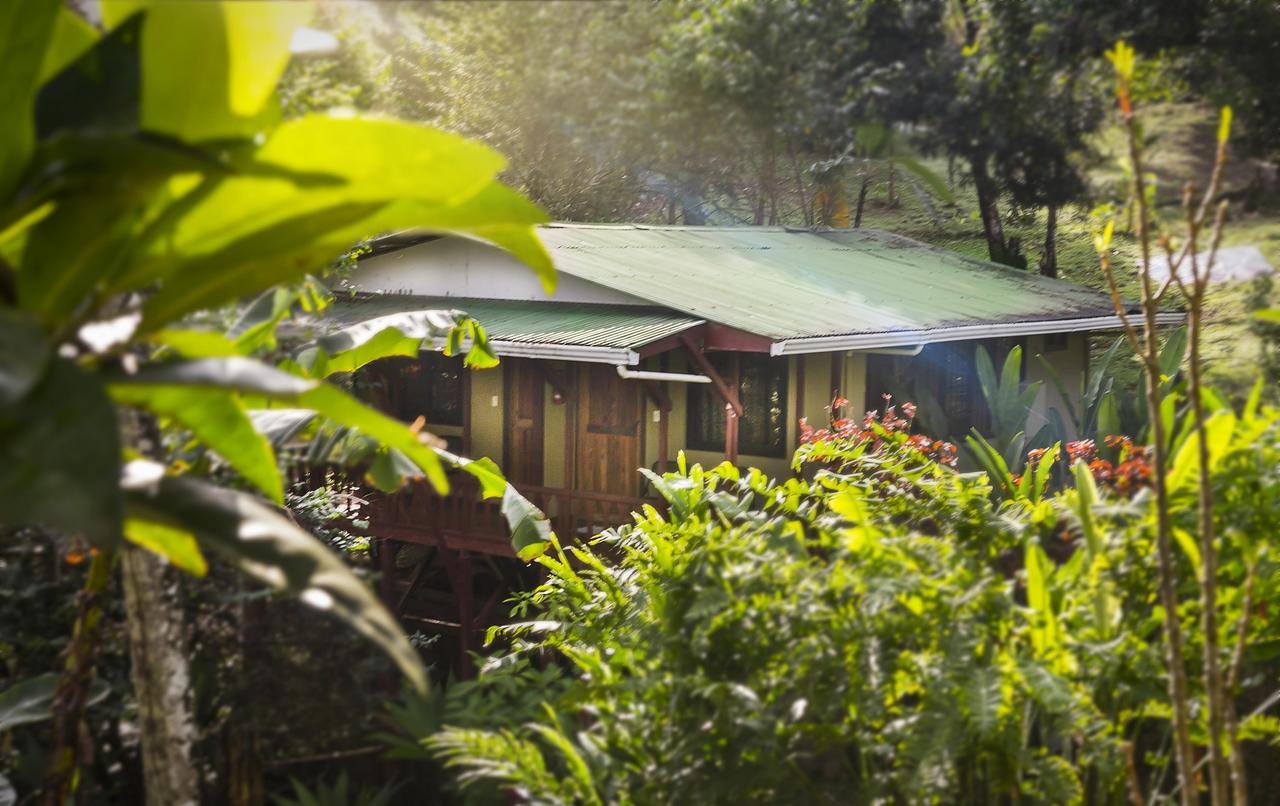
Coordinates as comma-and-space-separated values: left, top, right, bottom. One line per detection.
468, 366, 505, 463
455, 338, 1085, 493
457, 352, 869, 490
354, 238, 648, 305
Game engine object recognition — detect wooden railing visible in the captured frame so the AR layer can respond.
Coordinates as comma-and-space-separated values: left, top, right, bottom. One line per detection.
350, 473, 653, 555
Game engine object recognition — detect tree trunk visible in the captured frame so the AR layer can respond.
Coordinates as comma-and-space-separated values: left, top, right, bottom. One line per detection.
1041, 203, 1058, 278
970, 155, 1008, 264
121, 548, 200, 806
853, 178, 869, 228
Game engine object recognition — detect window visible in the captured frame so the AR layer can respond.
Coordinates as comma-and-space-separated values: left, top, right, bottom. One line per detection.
373, 352, 466, 427
687, 354, 788, 457
863, 339, 1024, 438
1043, 332, 1070, 352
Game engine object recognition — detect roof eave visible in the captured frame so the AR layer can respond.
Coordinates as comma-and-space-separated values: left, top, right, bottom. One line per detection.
426, 337, 639, 365
769, 312, 1187, 356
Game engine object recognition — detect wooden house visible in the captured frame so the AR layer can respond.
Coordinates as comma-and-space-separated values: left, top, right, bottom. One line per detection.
319, 224, 1179, 666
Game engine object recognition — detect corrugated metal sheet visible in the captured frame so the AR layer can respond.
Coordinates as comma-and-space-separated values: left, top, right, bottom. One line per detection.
322, 294, 701, 350
537, 224, 1126, 341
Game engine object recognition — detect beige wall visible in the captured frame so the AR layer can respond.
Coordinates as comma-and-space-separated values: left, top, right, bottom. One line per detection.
460, 352, 872, 487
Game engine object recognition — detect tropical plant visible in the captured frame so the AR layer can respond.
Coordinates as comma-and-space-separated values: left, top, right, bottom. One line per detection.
420, 385, 1280, 804
0, 2, 554, 800
964, 343, 1043, 477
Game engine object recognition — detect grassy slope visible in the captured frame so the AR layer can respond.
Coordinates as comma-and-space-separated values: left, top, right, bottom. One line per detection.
854, 102, 1280, 402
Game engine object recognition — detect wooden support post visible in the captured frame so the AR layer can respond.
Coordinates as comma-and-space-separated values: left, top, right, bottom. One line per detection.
455, 550, 475, 679
724, 354, 741, 464
564, 364, 576, 492
724, 403, 739, 464
377, 538, 397, 613
830, 351, 842, 400
795, 356, 806, 434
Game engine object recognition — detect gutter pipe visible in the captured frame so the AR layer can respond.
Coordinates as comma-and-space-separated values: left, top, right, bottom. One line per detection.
616, 366, 711, 384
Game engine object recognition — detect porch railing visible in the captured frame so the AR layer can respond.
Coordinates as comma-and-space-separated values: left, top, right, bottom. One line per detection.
349, 473, 652, 555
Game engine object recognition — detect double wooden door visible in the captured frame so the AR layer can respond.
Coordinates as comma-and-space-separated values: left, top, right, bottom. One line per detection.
576, 364, 642, 498
503, 361, 642, 498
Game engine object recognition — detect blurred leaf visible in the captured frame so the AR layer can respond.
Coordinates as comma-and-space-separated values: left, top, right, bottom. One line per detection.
38, 7, 99, 85
124, 515, 207, 576
0, 358, 121, 546
110, 384, 282, 503
110, 357, 448, 492
121, 459, 428, 693
0, 673, 109, 732
249, 408, 318, 447
1158, 326, 1186, 382
149, 328, 244, 358
1167, 411, 1237, 495
298, 309, 463, 378
140, 1, 312, 141
0, 0, 59, 199
0, 308, 50, 406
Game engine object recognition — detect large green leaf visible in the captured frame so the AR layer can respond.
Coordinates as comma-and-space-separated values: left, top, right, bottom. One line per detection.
0, 358, 122, 546
123, 515, 207, 576
108, 357, 448, 491
0, 673, 109, 732
139, 1, 312, 142
248, 411, 553, 560
38, 8, 99, 86
120, 460, 427, 693
109, 385, 283, 503
297, 309, 463, 378
0, 308, 50, 406
136, 115, 504, 272
134, 179, 549, 332
0, 0, 59, 199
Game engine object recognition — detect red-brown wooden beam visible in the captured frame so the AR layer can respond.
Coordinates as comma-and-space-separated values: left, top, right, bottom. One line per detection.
678, 334, 742, 416
703, 323, 774, 353
636, 325, 707, 359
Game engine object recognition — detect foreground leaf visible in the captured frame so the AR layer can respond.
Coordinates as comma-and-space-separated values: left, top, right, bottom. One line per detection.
0, 0, 59, 199
0, 358, 122, 546
123, 515, 208, 576
121, 460, 427, 693
109, 385, 283, 503
0, 673, 109, 732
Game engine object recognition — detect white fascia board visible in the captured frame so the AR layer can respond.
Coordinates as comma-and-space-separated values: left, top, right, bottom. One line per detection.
426, 337, 638, 365
769, 312, 1187, 356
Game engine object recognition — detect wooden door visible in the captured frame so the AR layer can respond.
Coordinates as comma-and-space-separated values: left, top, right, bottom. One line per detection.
503, 359, 544, 486
576, 364, 641, 497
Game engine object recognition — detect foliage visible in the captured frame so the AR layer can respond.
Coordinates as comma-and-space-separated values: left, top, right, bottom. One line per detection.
416, 384, 1280, 803
0, 1, 558, 799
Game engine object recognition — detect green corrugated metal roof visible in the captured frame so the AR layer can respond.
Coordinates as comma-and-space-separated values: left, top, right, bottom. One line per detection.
323, 294, 702, 350
537, 224, 1125, 341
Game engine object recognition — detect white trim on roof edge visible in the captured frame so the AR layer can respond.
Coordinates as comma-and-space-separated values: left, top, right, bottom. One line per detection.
426, 337, 639, 365
769, 312, 1187, 356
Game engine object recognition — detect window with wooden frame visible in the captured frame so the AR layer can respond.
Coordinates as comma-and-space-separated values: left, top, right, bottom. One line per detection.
363, 352, 466, 428
687, 353, 788, 457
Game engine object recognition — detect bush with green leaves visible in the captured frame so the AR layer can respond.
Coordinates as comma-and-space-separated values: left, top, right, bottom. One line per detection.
421, 394, 1280, 804
426, 438, 1110, 803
